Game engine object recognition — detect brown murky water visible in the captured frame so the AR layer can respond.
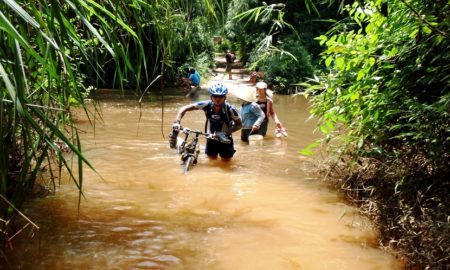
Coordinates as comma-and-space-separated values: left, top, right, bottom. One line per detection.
10, 89, 401, 269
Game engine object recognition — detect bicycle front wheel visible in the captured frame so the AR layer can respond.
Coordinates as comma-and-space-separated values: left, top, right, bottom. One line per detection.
183, 156, 194, 174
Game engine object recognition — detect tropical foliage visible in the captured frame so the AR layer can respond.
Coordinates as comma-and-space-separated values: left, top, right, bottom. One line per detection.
307, 0, 449, 268
0, 0, 224, 248
2, 0, 449, 268
225, 0, 342, 89
254, 35, 314, 88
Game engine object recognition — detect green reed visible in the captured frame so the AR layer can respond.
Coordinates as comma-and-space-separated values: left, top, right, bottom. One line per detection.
0, 0, 224, 245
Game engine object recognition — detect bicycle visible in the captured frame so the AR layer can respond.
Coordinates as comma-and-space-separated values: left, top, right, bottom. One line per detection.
171, 126, 230, 174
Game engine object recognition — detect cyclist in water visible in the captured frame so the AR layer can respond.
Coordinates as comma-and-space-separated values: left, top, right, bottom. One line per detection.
169, 83, 242, 161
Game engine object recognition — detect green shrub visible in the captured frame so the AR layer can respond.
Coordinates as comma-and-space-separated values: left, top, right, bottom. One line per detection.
307, 1, 450, 268
255, 36, 314, 86
215, 38, 238, 53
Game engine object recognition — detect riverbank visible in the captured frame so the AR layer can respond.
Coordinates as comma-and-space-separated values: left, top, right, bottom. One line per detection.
319, 152, 449, 269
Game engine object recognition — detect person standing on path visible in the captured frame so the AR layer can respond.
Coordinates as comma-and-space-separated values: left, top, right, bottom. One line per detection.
249, 66, 265, 85
225, 50, 235, 80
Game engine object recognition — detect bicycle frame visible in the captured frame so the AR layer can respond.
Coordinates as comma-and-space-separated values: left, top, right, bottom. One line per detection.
176, 127, 212, 174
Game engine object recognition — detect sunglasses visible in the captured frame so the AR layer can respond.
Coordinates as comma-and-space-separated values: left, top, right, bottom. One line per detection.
212, 95, 225, 98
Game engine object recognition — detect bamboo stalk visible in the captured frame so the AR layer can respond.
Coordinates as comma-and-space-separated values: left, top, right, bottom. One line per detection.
0, 194, 39, 230
1, 99, 66, 111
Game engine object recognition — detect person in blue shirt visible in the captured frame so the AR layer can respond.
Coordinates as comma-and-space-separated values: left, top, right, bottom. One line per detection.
188, 68, 200, 86
169, 83, 242, 160
231, 86, 265, 142
182, 68, 201, 98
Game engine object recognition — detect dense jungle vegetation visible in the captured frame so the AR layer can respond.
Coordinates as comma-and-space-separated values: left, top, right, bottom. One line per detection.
306, 1, 449, 269
1, 0, 448, 269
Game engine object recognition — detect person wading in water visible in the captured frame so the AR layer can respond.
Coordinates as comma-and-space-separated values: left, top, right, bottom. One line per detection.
169, 83, 242, 161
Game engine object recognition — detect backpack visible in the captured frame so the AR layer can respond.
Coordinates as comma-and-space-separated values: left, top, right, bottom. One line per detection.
204, 101, 233, 133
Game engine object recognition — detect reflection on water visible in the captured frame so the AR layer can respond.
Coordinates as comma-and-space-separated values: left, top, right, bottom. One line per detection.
9, 89, 401, 269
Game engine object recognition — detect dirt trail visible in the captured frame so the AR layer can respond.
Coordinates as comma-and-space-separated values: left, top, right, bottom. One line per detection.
187, 53, 252, 98
209, 53, 252, 88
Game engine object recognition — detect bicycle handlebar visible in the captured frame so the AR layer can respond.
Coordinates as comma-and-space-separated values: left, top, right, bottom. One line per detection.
176, 126, 212, 137
174, 126, 231, 143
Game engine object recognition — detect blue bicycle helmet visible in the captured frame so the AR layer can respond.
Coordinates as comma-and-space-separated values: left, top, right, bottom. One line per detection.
208, 83, 228, 96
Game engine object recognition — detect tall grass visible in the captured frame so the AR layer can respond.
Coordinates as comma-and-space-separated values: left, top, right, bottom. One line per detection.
0, 0, 224, 247
0, 0, 131, 245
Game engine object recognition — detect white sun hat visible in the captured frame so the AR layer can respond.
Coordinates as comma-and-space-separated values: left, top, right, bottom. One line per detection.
230, 85, 257, 102
255, 82, 274, 98
256, 81, 267, 89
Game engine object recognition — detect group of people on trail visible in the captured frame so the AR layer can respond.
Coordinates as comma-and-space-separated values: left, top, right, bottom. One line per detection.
169, 80, 287, 161
182, 48, 261, 91
226, 49, 263, 85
